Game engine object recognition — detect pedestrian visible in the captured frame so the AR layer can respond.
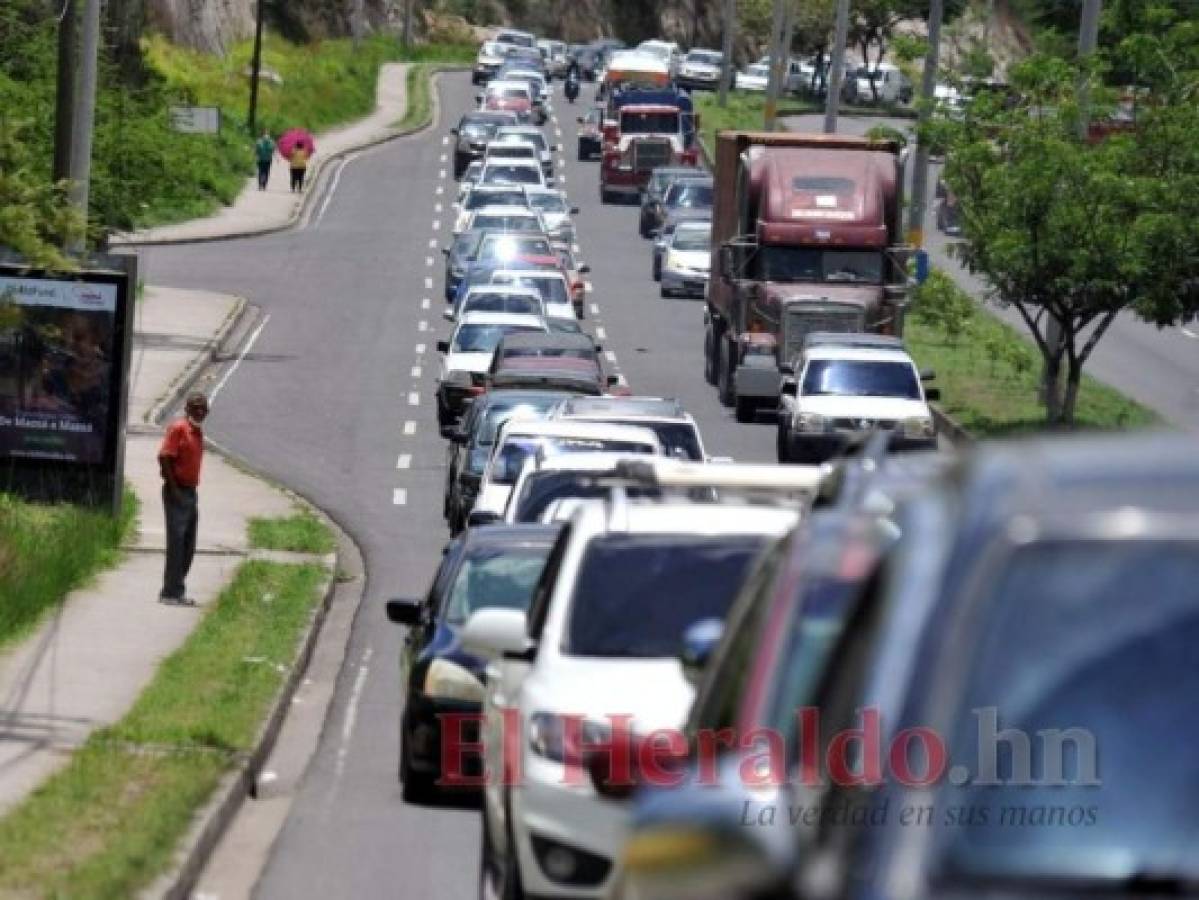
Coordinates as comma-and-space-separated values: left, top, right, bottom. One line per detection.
289, 143, 310, 192
255, 129, 276, 190
158, 392, 208, 605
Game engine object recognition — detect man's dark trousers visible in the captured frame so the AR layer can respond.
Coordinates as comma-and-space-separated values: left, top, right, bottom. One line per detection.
162, 485, 198, 599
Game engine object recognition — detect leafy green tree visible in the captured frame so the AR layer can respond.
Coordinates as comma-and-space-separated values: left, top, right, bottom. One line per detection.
937, 48, 1199, 425
0, 117, 84, 269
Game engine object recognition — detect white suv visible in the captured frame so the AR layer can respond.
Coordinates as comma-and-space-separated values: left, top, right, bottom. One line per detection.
776, 334, 939, 463
465, 474, 803, 899
550, 395, 709, 461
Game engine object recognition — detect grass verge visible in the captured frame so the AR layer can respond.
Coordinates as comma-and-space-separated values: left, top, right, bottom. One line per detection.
907, 273, 1158, 437
0, 488, 138, 648
0, 560, 327, 897
248, 509, 336, 555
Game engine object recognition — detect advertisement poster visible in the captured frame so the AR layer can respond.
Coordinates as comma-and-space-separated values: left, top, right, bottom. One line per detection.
0, 276, 118, 465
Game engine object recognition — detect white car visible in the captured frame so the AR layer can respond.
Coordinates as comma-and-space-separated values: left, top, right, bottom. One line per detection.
777, 335, 939, 463
677, 48, 723, 90
538, 39, 569, 77
525, 187, 578, 246
483, 140, 542, 170
493, 28, 537, 53
473, 41, 507, 85
452, 185, 531, 234
479, 158, 548, 190
850, 62, 913, 104
495, 126, 559, 177
435, 310, 548, 435
445, 285, 546, 323
456, 161, 484, 204
735, 63, 770, 92
550, 395, 708, 461
658, 220, 711, 299
490, 269, 576, 321
502, 451, 658, 524
470, 420, 664, 524
635, 39, 682, 77
467, 483, 801, 900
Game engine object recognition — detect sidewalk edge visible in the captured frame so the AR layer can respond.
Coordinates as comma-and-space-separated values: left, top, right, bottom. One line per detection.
932, 403, 974, 445
114, 65, 465, 249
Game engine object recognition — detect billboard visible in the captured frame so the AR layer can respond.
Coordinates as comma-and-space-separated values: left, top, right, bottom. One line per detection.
0, 257, 135, 512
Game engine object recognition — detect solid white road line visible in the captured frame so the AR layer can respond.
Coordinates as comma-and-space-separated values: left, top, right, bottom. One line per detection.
209, 314, 271, 404
403, 420, 417, 435
392, 488, 408, 506
314, 152, 359, 227
396, 453, 412, 470
335, 646, 373, 778
408, 392, 420, 406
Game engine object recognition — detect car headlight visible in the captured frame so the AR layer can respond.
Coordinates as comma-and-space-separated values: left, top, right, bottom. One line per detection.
450, 266, 465, 279
423, 658, 484, 703
664, 250, 681, 269
528, 712, 610, 764
796, 412, 830, 433
902, 416, 936, 439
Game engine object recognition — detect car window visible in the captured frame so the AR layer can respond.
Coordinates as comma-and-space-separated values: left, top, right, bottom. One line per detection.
443, 546, 551, 623
665, 182, 714, 209
528, 193, 568, 214
451, 323, 539, 354
479, 235, 552, 260
493, 274, 569, 304
466, 190, 527, 211
801, 360, 921, 400
482, 165, 542, 186
472, 214, 540, 232
671, 227, 711, 251
478, 398, 559, 444
526, 524, 575, 643
463, 292, 541, 316
565, 534, 766, 658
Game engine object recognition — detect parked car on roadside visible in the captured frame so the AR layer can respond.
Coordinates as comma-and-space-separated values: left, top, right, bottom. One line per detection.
676, 48, 724, 91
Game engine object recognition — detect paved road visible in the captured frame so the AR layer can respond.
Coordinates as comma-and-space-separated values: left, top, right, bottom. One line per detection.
140, 73, 772, 899
783, 113, 1199, 431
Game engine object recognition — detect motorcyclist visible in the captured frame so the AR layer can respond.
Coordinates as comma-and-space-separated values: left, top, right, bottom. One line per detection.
564, 59, 581, 103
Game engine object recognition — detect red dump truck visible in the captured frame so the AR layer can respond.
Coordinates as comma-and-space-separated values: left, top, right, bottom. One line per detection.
704, 132, 911, 422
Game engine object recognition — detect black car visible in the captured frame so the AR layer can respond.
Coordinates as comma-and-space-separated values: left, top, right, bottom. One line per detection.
451, 111, 518, 179
444, 389, 569, 533
639, 167, 704, 238
386, 524, 560, 801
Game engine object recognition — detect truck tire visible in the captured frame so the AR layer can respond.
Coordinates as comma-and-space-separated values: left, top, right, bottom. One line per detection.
776, 423, 791, 463
703, 324, 717, 385
716, 336, 735, 407
735, 396, 757, 424
600, 186, 615, 204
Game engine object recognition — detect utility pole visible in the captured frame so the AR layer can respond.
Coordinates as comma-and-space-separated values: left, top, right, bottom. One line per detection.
66, 0, 101, 254
248, 0, 266, 135
402, 0, 415, 51
717, 0, 736, 107
823, 0, 851, 133
763, 0, 787, 130
905, 0, 944, 247
54, 0, 78, 183
352, 0, 365, 48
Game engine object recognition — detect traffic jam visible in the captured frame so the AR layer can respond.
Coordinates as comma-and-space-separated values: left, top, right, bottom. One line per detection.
390, 27, 1197, 900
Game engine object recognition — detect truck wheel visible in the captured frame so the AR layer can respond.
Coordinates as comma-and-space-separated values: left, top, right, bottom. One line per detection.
652, 257, 661, 281
703, 325, 717, 385
735, 396, 757, 424
776, 423, 791, 462
716, 337, 735, 407
600, 187, 612, 204
577, 142, 586, 161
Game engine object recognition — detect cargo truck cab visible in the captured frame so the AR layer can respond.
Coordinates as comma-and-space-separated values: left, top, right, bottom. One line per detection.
599, 105, 700, 203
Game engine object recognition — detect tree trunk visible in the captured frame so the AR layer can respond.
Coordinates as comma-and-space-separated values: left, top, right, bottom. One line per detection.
1061, 357, 1083, 426
1041, 345, 1065, 425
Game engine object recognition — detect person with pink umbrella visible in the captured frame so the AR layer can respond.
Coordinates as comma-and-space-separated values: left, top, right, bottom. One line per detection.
278, 128, 315, 193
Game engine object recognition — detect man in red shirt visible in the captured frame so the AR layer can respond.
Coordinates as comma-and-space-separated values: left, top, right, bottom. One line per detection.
158, 393, 208, 604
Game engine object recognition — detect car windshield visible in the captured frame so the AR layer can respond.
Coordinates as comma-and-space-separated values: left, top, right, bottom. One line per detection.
466, 190, 527, 211
513, 473, 660, 523
462, 292, 541, 316
499, 88, 529, 100
566, 535, 765, 657
483, 165, 542, 186
666, 182, 714, 209
687, 51, 722, 65
933, 540, 1199, 885
645, 422, 703, 460
501, 132, 547, 152
460, 122, 498, 140
621, 112, 679, 134
747, 64, 769, 77
488, 146, 536, 160
477, 399, 559, 447
472, 214, 539, 232
528, 193, 568, 214
492, 274, 568, 304
478, 235, 551, 261
801, 359, 921, 399
492, 437, 655, 486
443, 546, 550, 623
451, 323, 539, 354
672, 227, 710, 251
501, 345, 594, 362
765, 247, 884, 283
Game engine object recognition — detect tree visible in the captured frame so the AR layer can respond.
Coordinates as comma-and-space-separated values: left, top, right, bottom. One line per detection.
937, 49, 1199, 425
0, 117, 84, 269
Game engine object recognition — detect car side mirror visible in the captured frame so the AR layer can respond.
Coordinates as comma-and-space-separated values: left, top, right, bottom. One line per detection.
593, 343, 604, 353
576, 116, 585, 124
436, 340, 450, 353
461, 607, 531, 660
475, 93, 484, 103
570, 206, 580, 215
450, 126, 459, 134
679, 618, 724, 686
925, 387, 942, 402
781, 379, 798, 397
919, 368, 937, 381
606, 374, 621, 386
441, 247, 451, 256
578, 263, 591, 273
467, 508, 501, 527
443, 309, 455, 321
385, 597, 423, 626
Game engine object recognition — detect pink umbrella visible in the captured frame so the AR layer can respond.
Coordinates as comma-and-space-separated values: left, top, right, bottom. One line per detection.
277, 128, 315, 158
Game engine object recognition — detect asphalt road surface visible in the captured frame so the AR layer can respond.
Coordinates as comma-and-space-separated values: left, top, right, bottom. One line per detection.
139, 72, 770, 899
784, 113, 1199, 431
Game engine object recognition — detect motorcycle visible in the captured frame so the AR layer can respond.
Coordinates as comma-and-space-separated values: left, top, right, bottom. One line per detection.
564, 73, 580, 104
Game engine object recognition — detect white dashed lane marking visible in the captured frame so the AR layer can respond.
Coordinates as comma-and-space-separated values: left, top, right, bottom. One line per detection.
408, 392, 421, 406
411, 365, 422, 377
418, 321, 428, 332
425, 276, 434, 290
396, 454, 412, 470
415, 343, 426, 355
589, 303, 599, 316
421, 298, 431, 309
596, 327, 607, 340
605, 351, 618, 364
393, 488, 408, 505
403, 420, 417, 435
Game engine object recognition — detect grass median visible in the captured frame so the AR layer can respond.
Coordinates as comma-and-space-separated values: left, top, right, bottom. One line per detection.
249, 507, 336, 554
0, 489, 137, 649
907, 272, 1158, 437
0, 558, 328, 897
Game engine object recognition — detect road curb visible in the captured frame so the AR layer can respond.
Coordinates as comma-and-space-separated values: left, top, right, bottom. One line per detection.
143, 295, 251, 426
112, 65, 466, 249
932, 403, 973, 446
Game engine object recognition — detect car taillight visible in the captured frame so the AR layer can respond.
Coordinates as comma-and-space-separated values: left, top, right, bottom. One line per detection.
681, 148, 699, 165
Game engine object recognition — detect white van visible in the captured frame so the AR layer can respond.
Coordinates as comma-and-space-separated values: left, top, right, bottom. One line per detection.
850, 62, 913, 104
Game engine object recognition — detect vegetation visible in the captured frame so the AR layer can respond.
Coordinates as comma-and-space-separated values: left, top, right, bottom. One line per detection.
908, 271, 1157, 436
248, 509, 336, 554
0, 560, 327, 897
0, 489, 137, 648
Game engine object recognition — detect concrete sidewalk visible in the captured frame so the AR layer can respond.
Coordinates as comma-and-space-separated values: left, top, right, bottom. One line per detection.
111, 62, 410, 245
0, 287, 294, 816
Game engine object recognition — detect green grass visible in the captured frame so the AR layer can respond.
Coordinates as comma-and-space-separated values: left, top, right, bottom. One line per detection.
397, 63, 435, 130
0, 560, 327, 896
248, 509, 336, 555
0, 488, 137, 648
906, 277, 1158, 437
